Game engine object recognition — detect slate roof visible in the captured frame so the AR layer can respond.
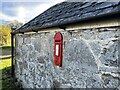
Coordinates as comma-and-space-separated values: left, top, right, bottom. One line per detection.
14, 1, 120, 33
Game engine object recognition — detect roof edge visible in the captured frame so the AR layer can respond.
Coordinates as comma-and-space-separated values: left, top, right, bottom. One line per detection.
12, 11, 120, 34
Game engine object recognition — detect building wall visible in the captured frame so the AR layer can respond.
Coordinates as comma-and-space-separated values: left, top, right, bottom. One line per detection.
15, 27, 119, 89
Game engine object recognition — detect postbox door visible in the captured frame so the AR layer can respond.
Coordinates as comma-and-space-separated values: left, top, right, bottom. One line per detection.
54, 32, 63, 67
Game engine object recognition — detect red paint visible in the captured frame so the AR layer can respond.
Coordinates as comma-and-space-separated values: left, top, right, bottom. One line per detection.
54, 32, 63, 67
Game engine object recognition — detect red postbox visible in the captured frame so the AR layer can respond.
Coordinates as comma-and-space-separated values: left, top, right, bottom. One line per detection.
54, 32, 63, 67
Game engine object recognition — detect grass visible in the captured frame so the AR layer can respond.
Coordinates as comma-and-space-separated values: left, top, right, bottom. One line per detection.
0, 59, 11, 70
0, 59, 23, 90
0, 45, 23, 90
1, 67, 23, 90
0, 44, 11, 47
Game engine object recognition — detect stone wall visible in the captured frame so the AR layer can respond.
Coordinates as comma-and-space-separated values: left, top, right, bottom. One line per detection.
15, 27, 120, 89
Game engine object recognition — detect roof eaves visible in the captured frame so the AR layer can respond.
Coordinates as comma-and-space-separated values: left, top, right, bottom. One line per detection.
12, 10, 120, 34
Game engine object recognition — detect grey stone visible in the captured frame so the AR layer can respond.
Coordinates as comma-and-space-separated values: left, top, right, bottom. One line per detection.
18, 61, 23, 75
106, 78, 119, 88
24, 37, 31, 44
81, 30, 97, 40
16, 35, 23, 46
36, 56, 45, 64
22, 60, 28, 70
53, 80, 61, 88
34, 41, 41, 52
21, 45, 29, 56
60, 38, 99, 87
28, 45, 34, 51
97, 30, 119, 40
99, 66, 118, 73
86, 77, 97, 88
99, 41, 118, 67
102, 73, 119, 88
28, 51, 38, 62
89, 42, 101, 57
15, 28, 119, 88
